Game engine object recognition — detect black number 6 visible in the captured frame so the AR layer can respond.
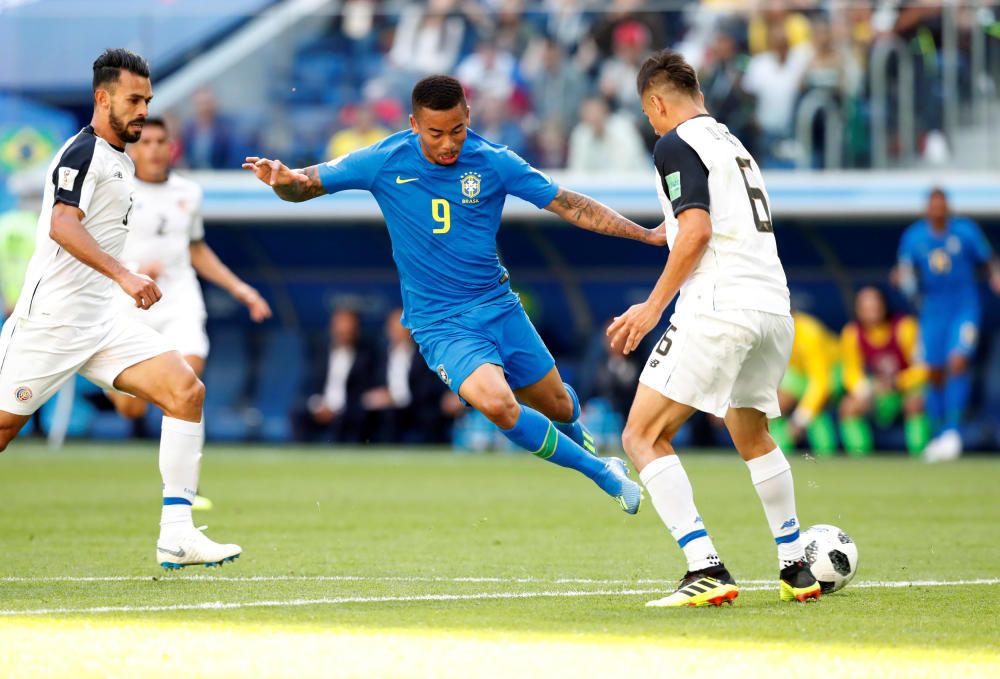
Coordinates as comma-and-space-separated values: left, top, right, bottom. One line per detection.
655, 324, 678, 356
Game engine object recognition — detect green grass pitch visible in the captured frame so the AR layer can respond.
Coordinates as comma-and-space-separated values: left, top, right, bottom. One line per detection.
0, 442, 997, 678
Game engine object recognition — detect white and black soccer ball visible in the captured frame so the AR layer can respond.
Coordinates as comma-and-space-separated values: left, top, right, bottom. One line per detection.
802, 524, 859, 593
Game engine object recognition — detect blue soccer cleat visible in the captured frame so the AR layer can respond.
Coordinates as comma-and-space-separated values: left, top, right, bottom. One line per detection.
602, 456, 643, 515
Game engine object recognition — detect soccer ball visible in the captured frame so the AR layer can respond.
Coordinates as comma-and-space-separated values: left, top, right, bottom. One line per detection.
802, 524, 859, 593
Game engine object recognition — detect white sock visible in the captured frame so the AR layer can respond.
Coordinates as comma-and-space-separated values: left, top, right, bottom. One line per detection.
746, 447, 805, 568
639, 454, 720, 572
159, 415, 203, 534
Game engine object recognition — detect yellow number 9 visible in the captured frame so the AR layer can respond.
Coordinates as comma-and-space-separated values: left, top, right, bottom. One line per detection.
432, 199, 451, 234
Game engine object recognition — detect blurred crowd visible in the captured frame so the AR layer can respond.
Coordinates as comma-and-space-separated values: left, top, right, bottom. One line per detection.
155, 0, 986, 172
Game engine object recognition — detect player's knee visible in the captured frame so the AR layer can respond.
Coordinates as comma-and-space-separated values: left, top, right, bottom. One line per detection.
166, 373, 205, 418
621, 421, 656, 457
903, 394, 924, 416
478, 393, 519, 429
550, 389, 575, 423
839, 395, 864, 418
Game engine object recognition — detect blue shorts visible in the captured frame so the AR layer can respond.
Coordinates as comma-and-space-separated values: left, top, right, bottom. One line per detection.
411, 292, 555, 396
919, 303, 980, 366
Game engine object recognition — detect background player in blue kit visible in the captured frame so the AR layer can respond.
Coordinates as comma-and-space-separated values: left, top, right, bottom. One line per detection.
895, 188, 1000, 461
244, 75, 665, 513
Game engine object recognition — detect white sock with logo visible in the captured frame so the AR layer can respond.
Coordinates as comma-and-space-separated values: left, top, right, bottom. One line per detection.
639, 454, 720, 572
159, 416, 203, 538
746, 447, 805, 568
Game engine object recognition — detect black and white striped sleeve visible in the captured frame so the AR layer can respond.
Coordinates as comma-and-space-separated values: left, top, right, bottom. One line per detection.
653, 130, 710, 217
52, 134, 99, 216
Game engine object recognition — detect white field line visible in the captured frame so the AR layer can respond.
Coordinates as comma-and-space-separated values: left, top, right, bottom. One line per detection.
0, 578, 997, 617
2, 575, 999, 587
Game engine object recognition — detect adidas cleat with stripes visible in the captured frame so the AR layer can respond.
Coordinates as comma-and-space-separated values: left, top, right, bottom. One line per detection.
157, 525, 242, 570
646, 565, 739, 608
779, 560, 821, 602
602, 456, 642, 515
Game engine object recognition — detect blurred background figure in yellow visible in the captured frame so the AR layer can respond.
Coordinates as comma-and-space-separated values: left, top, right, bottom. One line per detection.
838, 287, 929, 457
0, 173, 40, 319
772, 310, 840, 455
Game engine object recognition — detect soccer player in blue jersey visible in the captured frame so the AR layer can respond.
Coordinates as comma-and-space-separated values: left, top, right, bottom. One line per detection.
244, 76, 666, 512
895, 188, 1000, 462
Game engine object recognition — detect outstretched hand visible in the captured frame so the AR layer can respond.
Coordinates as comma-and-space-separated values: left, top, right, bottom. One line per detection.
607, 300, 663, 355
242, 156, 309, 188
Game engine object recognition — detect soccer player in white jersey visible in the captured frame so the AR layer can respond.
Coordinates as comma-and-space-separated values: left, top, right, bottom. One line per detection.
0, 49, 240, 569
108, 118, 271, 453
608, 50, 821, 606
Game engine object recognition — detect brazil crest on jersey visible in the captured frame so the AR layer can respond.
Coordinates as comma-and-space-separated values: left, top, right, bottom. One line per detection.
317, 129, 558, 329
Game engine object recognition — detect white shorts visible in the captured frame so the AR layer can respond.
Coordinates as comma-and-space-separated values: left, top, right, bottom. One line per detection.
0, 315, 173, 415
638, 308, 793, 419
123, 304, 209, 360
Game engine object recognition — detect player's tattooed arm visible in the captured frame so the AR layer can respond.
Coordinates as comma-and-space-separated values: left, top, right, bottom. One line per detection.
242, 157, 326, 202
545, 188, 665, 245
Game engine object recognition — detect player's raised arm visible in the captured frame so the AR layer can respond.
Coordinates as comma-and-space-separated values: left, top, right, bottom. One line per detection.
545, 187, 666, 246
242, 157, 326, 202
50, 202, 161, 310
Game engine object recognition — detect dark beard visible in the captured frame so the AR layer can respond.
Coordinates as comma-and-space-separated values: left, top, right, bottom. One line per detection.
109, 107, 143, 144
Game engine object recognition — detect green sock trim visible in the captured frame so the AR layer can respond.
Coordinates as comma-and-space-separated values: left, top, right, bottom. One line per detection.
532, 423, 559, 460
806, 414, 837, 456
581, 426, 596, 455
840, 416, 873, 456
905, 414, 931, 456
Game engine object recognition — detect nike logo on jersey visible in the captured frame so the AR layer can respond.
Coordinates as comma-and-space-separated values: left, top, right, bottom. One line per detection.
157, 545, 186, 558
395, 176, 419, 184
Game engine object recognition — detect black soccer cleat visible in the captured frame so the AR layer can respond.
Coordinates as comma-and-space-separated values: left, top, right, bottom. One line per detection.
779, 560, 821, 602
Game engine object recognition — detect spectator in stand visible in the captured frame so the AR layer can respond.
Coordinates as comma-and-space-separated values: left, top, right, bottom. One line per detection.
747, 0, 813, 55
182, 87, 243, 169
474, 95, 529, 159
363, 308, 463, 443
302, 308, 378, 443
587, 0, 666, 60
743, 22, 813, 167
839, 287, 929, 456
524, 36, 588, 133
494, 0, 540, 56
597, 20, 651, 118
326, 102, 390, 160
456, 34, 521, 104
699, 23, 759, 156
539, 0, 593, 55
532, 118, 568, 169
802, 15, 861, 100
385, 0, 466, 84
567, 96, 648, 173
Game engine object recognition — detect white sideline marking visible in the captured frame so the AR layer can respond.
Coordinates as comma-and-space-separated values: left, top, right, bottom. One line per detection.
2, 575, 999, 587
0, 578, 996, 617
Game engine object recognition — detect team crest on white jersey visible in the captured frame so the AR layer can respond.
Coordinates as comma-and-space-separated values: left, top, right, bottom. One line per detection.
460, 172, 481, 204
15, 386, 32, 402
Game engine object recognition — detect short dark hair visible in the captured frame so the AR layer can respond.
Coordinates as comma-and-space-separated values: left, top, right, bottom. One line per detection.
636, 49, 699, 98
411, 75, 467, 113
928, 186, 948, 201
93, 48, 150, 91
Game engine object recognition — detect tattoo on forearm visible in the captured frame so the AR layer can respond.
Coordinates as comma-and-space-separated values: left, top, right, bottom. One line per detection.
550, 188, 648, 241
274, 165, 326, 202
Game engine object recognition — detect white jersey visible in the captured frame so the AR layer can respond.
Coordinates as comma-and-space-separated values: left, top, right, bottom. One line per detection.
118, 173, 206, 319
653, 115, 790, 317
14, 126, 135, 326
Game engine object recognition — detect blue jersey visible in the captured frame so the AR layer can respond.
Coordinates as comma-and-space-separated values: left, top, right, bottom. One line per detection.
898, 217, 993, 310
317, 129, 558, 329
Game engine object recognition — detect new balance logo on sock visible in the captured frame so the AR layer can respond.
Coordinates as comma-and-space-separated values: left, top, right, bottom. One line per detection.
780, 518, 798, 530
